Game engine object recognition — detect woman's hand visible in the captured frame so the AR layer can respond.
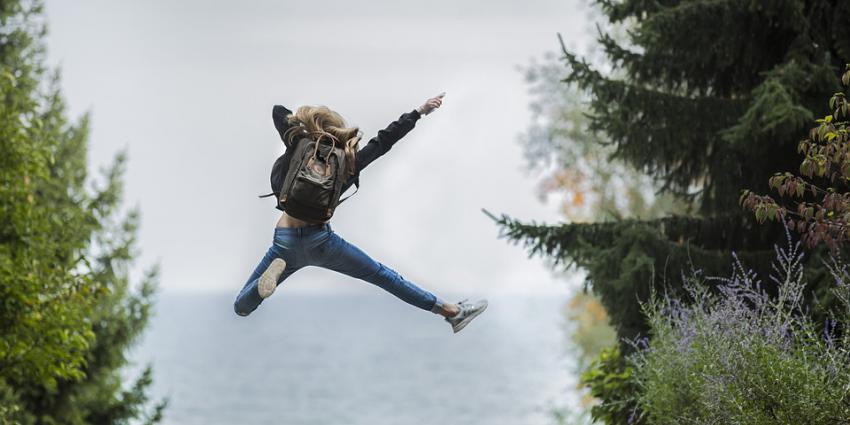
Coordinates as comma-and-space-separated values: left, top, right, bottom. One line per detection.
416, 92, 445, 116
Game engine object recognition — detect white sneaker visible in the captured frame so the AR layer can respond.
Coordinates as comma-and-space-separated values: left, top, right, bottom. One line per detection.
445, 299, 488, 333
258, 258, 286, 299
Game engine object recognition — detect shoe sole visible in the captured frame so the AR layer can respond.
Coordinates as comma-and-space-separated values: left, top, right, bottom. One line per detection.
258, 258, 286, 299
452, 300, 488, 334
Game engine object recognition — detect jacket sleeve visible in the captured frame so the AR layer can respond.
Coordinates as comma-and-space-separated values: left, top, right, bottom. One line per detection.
340, 108, 421, 193
354, 108, 421, 174
272, 105, 295, 147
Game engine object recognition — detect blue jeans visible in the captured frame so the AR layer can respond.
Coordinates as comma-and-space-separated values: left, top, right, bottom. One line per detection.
234, 222, 443, 316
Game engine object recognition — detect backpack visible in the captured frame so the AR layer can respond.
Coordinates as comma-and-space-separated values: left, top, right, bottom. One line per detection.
259, 135, 359, 222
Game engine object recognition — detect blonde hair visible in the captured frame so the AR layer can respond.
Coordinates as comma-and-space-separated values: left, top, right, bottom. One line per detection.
282, 105, 361, 177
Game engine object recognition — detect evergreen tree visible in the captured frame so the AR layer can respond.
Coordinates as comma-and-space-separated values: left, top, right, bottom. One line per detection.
490, 0, 850, 343
519, 51, 685, 223
0, 1, 164, 423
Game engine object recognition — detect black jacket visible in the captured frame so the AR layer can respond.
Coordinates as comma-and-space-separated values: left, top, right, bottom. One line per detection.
271, 104, 422, 211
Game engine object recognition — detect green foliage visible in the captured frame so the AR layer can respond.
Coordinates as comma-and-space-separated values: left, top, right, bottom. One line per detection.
495, 0, 850, 343
518, 19, 685, 423
580, 346, 642, 425
1, 2, 94, 391
485, 210, 788, 341
742, 65, 850, 250
518, 51, 686, 222
0, 1, 164, 422
630, 238, 850, 424
498, 1, 850, 424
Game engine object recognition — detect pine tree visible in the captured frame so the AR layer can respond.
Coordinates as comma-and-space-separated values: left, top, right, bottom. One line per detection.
0, 1, 164, 423
519, 51, 686, 222
490, 0, 850, 343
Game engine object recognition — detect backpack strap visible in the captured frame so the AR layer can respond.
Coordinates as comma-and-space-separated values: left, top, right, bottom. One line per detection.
337, 177, 359, 204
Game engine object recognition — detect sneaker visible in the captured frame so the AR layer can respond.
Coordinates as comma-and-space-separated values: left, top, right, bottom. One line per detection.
446, 299, 488, 333
258, 258, 286, 299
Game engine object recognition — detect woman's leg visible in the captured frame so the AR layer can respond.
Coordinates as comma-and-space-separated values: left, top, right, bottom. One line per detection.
316, 232, 446, 313
233, 245, 299, 317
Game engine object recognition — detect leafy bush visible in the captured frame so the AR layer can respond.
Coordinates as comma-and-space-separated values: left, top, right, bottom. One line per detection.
741, 65, 850, 250
580, 346, 643, 425
629, 229, 850, 424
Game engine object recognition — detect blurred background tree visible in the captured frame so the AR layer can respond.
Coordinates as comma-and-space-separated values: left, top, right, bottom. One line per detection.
0, 1, 164, 423
518, 48, 687, 225
517, 29, 686, 424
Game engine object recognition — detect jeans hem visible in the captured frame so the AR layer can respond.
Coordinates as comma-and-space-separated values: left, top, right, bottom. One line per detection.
429, 296, 445, 314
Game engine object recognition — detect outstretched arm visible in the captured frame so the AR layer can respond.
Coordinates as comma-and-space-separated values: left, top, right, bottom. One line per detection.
354, 92, 445, 172
272, 105, 295, 147
341, 92, 445, 192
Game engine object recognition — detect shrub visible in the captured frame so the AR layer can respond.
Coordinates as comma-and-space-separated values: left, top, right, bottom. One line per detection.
580, 346, 643, 424
629, 228, 850, 424
741, 65, 850, 250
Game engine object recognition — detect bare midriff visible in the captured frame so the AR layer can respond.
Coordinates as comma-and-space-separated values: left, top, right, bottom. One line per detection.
275, 211, 327, 228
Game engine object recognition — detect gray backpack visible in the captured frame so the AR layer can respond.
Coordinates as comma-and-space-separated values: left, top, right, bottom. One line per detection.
276, 135, 355, 222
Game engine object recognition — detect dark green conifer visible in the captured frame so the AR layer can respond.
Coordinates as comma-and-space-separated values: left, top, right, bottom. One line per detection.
492, 0, 850, 342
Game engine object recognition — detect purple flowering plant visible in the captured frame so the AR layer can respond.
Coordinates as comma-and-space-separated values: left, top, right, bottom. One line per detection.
627, 225, 850, 424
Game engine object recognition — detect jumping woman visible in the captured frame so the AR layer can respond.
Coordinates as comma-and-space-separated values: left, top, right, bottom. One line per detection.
233, 92, 488, 333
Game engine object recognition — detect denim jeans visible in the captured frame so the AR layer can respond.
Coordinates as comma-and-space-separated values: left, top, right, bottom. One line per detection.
233, 222, 442, 316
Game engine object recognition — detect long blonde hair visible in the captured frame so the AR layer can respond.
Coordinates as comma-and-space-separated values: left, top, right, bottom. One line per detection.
282, 105, 361, 177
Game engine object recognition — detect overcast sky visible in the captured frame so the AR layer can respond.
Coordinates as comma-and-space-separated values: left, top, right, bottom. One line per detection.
42, 0, 593, 297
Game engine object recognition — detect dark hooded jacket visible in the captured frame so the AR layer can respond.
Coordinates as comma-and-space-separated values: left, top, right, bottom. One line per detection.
270, 105, 422, 212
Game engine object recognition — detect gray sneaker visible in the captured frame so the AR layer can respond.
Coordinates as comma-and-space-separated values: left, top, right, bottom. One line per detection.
258, 258, 286, 299
446, 299, 488, 333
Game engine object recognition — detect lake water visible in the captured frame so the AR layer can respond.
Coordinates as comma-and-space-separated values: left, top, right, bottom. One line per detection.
130, 292, 576, 425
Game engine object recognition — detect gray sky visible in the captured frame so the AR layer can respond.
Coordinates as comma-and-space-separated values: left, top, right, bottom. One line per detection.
43, 0, 592, 296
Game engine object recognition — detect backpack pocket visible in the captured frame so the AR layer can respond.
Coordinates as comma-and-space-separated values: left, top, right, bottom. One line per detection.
289, 173, 334, 208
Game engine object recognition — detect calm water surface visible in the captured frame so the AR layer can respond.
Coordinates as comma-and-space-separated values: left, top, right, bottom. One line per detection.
130, 292, 574, 425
